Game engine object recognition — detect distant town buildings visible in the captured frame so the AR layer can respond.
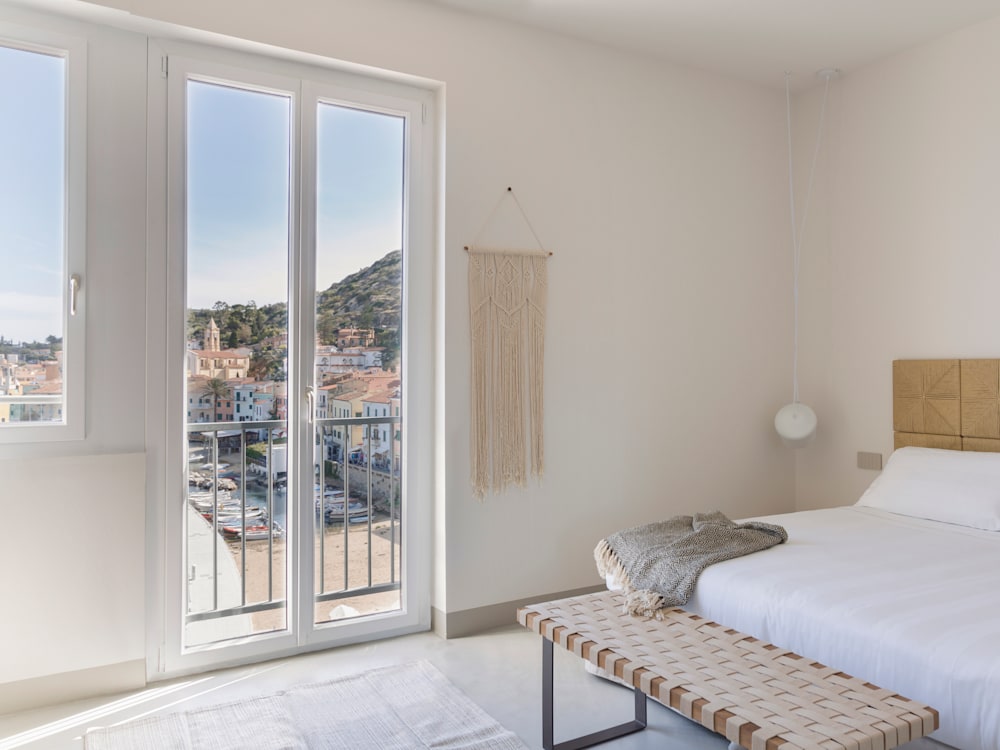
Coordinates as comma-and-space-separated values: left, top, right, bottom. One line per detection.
315, 345, 382, 376
185, 319, 389, 436
336, 328, 375, 348
0, 350, 64, 423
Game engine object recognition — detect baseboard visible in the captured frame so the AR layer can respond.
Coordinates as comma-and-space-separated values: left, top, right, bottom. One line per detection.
431, 606, 447, 637
0, 659, 146, 716
435, 584, 604, 638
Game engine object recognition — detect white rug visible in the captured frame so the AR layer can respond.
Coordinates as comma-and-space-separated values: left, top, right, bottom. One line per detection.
84, 661, 528, 750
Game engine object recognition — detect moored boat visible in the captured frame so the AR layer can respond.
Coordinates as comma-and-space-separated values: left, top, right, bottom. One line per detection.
221, 520, 284, 541
322, 500, 368, 522
202, 506, 266, 524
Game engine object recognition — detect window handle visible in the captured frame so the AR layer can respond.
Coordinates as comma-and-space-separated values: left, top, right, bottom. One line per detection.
69, 274, 82, 316
305, 386, 315, 425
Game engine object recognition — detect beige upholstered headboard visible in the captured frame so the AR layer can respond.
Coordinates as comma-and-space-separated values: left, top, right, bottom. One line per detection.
894, 359, 1000, 452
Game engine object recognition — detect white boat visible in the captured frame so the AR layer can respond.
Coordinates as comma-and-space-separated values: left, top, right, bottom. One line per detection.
188, 492, 235, 512
202, 506, 266, 523
321, 500, 368, 521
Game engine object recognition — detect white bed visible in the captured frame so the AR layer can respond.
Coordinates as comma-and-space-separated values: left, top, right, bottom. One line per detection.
600, 360, 1000, 749
683, 504, 1000, 750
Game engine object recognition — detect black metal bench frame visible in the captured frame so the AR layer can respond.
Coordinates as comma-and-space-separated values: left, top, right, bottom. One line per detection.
541, 638, 647, 750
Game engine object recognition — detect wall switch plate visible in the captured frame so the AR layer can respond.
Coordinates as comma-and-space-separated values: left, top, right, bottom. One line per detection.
857, 451, 883, 471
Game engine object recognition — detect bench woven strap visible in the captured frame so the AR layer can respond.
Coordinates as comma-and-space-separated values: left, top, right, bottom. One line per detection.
518, 591, 938, 750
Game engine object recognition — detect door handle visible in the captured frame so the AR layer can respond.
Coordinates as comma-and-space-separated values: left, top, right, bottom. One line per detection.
69, 274, 82, 316
305, 386, 315, 425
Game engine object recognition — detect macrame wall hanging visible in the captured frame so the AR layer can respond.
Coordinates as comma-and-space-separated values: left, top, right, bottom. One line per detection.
466, 188, 551, 498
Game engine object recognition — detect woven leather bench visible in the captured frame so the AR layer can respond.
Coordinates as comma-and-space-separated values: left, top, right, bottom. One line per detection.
517, 590, 938, 750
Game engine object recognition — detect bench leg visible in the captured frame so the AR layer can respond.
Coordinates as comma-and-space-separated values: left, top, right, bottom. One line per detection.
542, 637, 647, 750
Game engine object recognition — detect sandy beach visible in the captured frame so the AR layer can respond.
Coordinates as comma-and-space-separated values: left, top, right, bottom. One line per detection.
225, 514, 402, 633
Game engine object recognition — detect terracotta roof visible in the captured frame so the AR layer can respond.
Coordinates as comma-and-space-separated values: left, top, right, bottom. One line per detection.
331, 390, 366, 402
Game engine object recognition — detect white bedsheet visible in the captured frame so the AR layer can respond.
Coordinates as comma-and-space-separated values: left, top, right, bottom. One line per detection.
673, 506, 1000, 750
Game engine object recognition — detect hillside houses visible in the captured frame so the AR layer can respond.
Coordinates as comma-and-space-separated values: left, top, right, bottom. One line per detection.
185, 318, 393, 432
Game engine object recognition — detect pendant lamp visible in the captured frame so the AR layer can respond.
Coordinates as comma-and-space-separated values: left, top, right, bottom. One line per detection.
774, 69, 836, 448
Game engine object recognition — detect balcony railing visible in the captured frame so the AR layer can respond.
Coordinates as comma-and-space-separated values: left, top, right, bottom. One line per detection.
0, 394, 62, 403
314, 415, 401, 609
184, 415, 402, 639
0, 394, 64, 424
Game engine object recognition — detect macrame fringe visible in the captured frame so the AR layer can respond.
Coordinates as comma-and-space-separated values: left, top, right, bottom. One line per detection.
469, 251, 547, 497
527, 255, 546, 478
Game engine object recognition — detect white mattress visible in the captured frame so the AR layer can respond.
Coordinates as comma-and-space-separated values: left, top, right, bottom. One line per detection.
672, 506, 1000, 750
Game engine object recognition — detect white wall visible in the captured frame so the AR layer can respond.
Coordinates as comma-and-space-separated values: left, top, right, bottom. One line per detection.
794, 15, 1000, 509
1, 0, 795, 693
0, 453, 145, 681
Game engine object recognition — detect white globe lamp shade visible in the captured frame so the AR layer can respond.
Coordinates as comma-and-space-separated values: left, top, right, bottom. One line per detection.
774, 403, 817, 448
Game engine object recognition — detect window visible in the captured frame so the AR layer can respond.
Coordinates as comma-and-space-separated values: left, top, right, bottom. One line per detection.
0, 31, 86, 442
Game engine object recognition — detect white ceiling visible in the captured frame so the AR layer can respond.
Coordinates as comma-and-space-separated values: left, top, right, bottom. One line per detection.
419, 0, 1000, 89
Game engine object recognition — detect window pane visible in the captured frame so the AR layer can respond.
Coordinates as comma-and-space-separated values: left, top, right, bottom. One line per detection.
0, 45, 66, 425
313, 103, 404, 624
184, 80, 291, 647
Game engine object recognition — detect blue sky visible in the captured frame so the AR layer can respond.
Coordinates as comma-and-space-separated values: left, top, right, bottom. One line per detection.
0, 45, 65, 344
187, 79, 404, 311
0, 61, 404, 345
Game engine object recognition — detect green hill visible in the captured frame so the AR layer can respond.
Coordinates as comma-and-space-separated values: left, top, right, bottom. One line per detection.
187, 249, 402, 371
317, 249, 401, 337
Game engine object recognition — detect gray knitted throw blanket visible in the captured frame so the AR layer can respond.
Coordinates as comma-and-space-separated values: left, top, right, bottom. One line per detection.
594, 511, 787, 618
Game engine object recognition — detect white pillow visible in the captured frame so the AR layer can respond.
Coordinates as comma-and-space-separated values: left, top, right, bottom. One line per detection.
855, 446, 1000, 531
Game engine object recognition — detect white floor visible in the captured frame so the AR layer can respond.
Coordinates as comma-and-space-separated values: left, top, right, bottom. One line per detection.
0, 625, 949, 750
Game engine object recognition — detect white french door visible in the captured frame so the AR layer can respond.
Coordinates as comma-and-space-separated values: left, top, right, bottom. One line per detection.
149, 41, 433, 677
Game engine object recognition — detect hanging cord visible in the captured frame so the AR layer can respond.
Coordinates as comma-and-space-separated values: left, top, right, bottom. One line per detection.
786, 71, 833, 404
466, 187, 551, 255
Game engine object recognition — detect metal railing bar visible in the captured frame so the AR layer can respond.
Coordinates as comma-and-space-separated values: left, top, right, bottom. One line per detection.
0, 394, 62, 404
266, 427, 274, 602
314, 581, 400, 604
188, 580, 401, 622
366, 427, 373, 589
314, 415, 401, 427
186, 418, 284, 432
318, 425, 326, 595
342, 425, 349, 592
211, 432, 219, 612
390, 420, 396, 585
185, 416, 397, 432
240, 428, 247, 607
396, 416, 403, 587
186, 598, 286, 623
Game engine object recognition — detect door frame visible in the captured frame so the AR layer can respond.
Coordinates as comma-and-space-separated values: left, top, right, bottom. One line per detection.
146, 37, 436, 680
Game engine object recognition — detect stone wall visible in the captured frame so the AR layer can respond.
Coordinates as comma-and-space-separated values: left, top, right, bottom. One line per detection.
346, 464, 399, 512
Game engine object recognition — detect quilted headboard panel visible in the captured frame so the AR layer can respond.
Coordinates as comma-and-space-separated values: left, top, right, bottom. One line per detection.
893, 359, 1000, 452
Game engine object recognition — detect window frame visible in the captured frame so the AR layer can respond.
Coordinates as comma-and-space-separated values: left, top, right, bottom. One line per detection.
0, 24, 87, 443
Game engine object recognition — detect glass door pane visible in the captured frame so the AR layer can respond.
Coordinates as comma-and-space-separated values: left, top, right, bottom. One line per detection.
183, 79, 291, 648
313, 103, 404, 625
